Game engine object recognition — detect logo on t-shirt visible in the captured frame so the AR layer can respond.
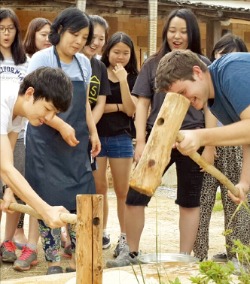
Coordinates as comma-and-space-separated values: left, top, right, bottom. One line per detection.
0, 65, 25, 82
89, 75, 100, 105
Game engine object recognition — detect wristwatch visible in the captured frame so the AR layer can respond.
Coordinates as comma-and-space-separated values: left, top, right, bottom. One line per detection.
2, 185, 9, 194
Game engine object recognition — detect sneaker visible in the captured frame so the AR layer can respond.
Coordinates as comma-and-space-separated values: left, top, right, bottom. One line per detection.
0, 240, 17, 263
113, 235, 126, 257
231, 257, 250, 275
13, 246, 38, 271
65, 267, 76, 273
212, 252, 228, 262
106, 244, 138, 268
102, 235, 111, 249
47, 266, 63, 275
13, 241, 26, 250
63, 244, 72, 258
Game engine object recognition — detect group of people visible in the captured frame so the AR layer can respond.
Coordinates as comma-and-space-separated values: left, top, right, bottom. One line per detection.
0, 6, 138, 274
1, 5, 250, 276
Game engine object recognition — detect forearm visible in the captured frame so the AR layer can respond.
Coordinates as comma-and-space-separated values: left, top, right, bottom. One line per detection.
135, 101, 149, 143
92, 105, 104, 124
8, 132, 18, 151
198, 120, 250, 146
104, 103, 121, 113
1, 166, 50, 216
203, 105, 217, 160
91, 97, 106, 124
239, 145, 250, 188
119, 80, 136, 116
86, 101, 98, 135
45, 115, 65, 132
204, 105, 217, 128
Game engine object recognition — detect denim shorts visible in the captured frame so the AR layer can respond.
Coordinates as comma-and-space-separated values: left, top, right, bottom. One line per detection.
98, 134, 134, 158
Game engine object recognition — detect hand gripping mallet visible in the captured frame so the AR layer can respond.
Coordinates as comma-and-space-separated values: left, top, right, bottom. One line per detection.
129, 92, 239, 197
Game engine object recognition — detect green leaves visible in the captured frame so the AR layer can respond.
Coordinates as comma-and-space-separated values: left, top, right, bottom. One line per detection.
189, 240, 250, 284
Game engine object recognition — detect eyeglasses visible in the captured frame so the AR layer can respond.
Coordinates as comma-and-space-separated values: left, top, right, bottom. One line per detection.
0, 25, 16, 34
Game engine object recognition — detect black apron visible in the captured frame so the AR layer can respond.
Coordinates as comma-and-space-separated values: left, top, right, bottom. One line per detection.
25, 47, 95, 211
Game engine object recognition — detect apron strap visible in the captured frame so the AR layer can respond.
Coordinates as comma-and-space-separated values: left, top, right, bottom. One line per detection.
53, 46, 86, 83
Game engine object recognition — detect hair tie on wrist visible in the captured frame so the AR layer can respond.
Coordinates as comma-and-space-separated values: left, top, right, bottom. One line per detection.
2, 185, 9, 194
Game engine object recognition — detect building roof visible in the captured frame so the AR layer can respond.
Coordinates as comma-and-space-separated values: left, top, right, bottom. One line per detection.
2, 0, 250, 21
159, 0, 250, 20
188, 0, 250, 9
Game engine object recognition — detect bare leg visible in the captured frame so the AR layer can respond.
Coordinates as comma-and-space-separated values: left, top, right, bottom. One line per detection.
13, 213, 28, 247
27, 216, 40, 246
125, 205, 145, 252
93, 157, 109, 229
69, 252, 76, 270
109, 157, 133, 233
179, 206, 200, 254
4, 212, 21, 241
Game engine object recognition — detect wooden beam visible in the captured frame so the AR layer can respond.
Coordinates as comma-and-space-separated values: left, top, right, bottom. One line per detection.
76, 195, 103, 284
1, 0, 75, 10
206, 20, 222, 58
3, 0, 250, 20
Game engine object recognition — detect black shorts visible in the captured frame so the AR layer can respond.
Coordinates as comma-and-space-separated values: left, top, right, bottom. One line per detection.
126, 147, 204, 208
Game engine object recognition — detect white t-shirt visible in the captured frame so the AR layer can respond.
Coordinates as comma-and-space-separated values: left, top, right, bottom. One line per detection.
0, 57, 29, 84
0, 80, 27, 135
0, 57, 29, 138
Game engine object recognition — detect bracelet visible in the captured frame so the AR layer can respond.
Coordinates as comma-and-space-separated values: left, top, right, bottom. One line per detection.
2, 185, 9, 194
116, 104, 119, 112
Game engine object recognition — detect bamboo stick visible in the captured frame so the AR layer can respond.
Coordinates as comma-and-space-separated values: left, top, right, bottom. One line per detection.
0, 200, 77, 224
176, 133, 240, 197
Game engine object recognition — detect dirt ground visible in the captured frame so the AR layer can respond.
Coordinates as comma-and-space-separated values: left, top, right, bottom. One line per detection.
0, 177, 226, 282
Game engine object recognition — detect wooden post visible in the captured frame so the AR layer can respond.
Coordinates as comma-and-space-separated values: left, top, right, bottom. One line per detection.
129, 93, 190, 196
92, 195, 103, 284
76, 194, 103, 284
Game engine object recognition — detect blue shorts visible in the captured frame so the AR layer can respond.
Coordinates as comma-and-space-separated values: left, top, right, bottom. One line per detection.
98, 134, 134, 158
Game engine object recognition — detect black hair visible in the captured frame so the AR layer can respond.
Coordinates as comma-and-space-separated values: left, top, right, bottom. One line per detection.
19, 67, 73, 112
211, 33, 248, 61
0, 7, 26, 64
89, 15, 109, 45
155, 8, 202, 60
49, 7, 93, 46
23, 17, 52, 57
101, 32, 138, 75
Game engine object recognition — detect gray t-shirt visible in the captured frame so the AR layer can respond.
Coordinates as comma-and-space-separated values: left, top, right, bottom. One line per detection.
27, 46, 91, 83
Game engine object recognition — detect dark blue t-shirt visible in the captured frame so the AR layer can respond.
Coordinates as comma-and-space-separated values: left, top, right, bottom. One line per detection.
208, 52, 250, 125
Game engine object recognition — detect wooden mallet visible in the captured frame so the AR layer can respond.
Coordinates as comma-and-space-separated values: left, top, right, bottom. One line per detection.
129, 92, 239, 197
